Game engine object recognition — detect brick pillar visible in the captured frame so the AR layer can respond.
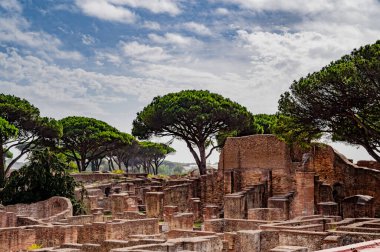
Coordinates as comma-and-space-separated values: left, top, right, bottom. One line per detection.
145, 192, 164, 219
203, 204, 219, 220
292, 172, 315, 218
224, 193, 246, 219
111, 193, 137, 214
318, 202, 338, 216
191, 198, 202, 221
163, 205, 179, 223
224, 171, 232, 194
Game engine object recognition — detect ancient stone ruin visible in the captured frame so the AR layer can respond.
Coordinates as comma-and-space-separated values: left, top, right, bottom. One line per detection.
1, 134, 380, 252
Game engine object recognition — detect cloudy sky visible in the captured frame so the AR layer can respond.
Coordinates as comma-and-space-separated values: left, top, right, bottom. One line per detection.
1, 0, 379, 163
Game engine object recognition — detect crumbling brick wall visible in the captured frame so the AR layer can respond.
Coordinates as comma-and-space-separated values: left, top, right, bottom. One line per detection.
306, 145, 380, 216
219, 135, 295, 195
218, 134, 380, 218
4, 196, 73, 221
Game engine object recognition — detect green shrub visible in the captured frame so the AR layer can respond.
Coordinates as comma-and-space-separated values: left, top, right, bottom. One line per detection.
0, 149, 87, 215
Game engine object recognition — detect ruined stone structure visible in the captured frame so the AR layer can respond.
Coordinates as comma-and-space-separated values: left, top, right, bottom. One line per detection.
1, 134, 380, 252
219, 135, 380, 219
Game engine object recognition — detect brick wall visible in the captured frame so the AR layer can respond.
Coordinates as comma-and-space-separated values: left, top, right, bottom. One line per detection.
219, 135, 295, 195
5, 197, 73, 221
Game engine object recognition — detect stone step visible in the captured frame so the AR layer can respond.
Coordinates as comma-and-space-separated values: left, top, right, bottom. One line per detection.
270, 245, 309, 252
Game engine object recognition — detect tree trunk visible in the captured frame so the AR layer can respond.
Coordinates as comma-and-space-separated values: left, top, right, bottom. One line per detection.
108, 158, 114, 171
81, 158, 86, 172
0, 145, 5, 187
362, 143, 380, 162
185, 140, 204, 175
198, 144, 207, 175
123, 160, 129, 174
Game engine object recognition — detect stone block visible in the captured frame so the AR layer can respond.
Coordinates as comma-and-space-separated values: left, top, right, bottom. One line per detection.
169, 213, 194, 231
145, 192, 164, 219
248, 208, 285, 221
235, 230, 261, 252
224, 193, 246, 219
270, 245, 309, 252
164, 205, 179, 223
203, 205, 219, 220
317, 202, 338, 216
342, 195, 375, 218
111, 194, 138, 214
291, 172, 315, 218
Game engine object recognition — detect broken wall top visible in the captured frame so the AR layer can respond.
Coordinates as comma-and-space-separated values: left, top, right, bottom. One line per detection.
219, 134, 293, 172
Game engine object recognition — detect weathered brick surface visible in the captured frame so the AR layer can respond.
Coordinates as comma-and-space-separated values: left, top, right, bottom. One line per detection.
169, 213, 194, 231
357, 160, 380, 171
223, 218, 268, 232
278, 230, 328, 251
0, 227, 36, 252
248, 208, 285, 221
163, 184, 191, 212
291, 172, 315, 218
307, 145, 380, 216
224, 193, 246, 219
203, 205, 219, 220
341, 195, 375, 218
77, 218, 159, 244
318, 202, 339, 216
219, 135, 294, 195
71, 173, 124, 183
0, 211, 17, 227
203, 219, 224, 233
5, 197, 73, 222
111, 194, 138, 214
235, 230, 261, 252
145, 192, 164, 219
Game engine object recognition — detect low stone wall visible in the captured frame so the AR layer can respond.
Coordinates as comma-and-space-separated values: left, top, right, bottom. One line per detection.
78, 218, 159, 243
224, 218, 268, 232
278, 230, 328, 251
0, 227, 36, 252
163, 183, 192, 212
248, 208, 285, 221
110, 235, 223, 252
357, 160, 380, 171
234, 229, 328, 252
316, 238, 380, 252
203, 218, 269, 233
0, 211, 17, 227
71, 173, 124, 183
5, 197, 73, 222
235, 230, 279, 252
34, 225, 78, 247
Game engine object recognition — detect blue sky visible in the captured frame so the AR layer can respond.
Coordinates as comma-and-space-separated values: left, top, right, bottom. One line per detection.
1, 0, 379, 163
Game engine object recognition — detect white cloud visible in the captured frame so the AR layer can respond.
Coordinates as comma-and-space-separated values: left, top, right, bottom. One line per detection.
142, 21, 161, 30
75, 0, 136, 24
220, 0, 335, 14
0, 0, 22, 13
95, 51, 122, 65
215, 7, 229, 15
110, 0, 181, 15
81, 34, 95, 45
75, 0, 181, 23
182, 22, 212, 36
121, 41, 171, 62
0, 16, 83, 61
0, 50, 180, 110
148, 33, 199, 47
